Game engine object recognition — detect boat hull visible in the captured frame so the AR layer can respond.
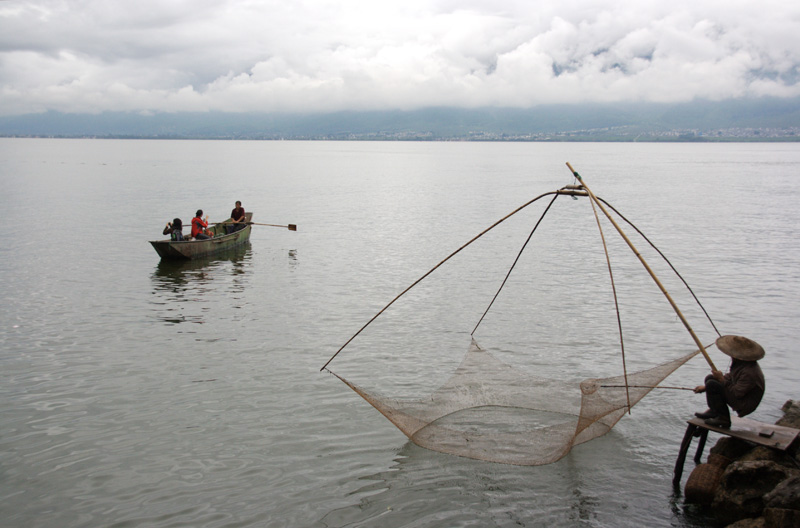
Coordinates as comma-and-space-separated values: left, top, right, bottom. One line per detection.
150, 213, 253, 260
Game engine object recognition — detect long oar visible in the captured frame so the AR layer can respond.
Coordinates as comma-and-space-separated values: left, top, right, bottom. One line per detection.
212, 221, 297, 231
249, 222, 297, 231
601, 385, 695, 391
565, 162, 718, 373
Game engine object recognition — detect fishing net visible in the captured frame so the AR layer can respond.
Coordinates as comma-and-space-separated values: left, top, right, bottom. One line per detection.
323, 175, 717, 466
331, 340, 699, 465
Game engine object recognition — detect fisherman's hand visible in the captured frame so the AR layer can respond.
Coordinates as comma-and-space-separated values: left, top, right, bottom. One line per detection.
694, 385, 706, 394
711, 370, 725, 383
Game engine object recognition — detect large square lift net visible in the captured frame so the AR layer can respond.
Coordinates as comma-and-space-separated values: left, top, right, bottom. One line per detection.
322, 166, 717, 466
331, 342, 698, 466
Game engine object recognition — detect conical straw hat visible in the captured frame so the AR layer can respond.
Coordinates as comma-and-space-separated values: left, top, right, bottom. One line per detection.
716, 335, 765, 361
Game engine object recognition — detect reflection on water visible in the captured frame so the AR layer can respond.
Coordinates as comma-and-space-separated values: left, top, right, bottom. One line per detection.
149, 243, 252, 325
316, 442, 596, 527
316, 436, 718, 528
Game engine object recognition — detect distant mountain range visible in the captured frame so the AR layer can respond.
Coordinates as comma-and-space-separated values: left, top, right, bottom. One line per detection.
1, 98, 799, 141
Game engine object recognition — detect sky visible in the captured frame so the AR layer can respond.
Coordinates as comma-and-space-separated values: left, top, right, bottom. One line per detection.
1, 0, 799, 116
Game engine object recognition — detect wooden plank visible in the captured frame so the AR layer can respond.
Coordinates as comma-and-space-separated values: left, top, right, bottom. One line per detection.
688, 416, 799, 451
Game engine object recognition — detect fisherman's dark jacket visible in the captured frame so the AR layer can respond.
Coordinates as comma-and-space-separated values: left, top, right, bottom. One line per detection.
723, 360, 765, 417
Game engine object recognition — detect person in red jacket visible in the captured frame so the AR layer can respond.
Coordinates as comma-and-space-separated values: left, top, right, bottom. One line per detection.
191, 209, 211, 240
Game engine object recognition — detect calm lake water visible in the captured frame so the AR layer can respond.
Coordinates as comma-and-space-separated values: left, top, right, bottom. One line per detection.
1, 138, 799, 527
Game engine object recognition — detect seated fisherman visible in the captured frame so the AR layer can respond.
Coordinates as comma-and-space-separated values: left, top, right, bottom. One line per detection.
226, 200, 246, 234
694, 335, 765, 428
163, 218, 184, 241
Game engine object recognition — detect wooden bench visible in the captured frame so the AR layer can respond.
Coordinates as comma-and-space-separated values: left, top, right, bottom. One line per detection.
673, 416, 800, 487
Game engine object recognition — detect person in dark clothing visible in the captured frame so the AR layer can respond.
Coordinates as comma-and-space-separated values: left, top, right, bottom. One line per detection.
191, 210, 211, 240
694, 335, 765, 428
226, 200, 246, 234
163, 218, 184, 241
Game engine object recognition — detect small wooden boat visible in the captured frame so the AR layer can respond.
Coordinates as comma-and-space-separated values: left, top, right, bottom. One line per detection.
150, 212, 253, 260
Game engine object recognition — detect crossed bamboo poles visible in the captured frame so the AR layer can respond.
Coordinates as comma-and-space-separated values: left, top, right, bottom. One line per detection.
566, 162, 718, 373
321, 163, 719, 376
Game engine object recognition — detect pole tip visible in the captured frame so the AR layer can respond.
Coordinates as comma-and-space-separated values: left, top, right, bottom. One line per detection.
565, 162, 580, 179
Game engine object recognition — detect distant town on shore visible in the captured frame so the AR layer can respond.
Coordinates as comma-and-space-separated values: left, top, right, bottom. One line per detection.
2, 98, 799, 141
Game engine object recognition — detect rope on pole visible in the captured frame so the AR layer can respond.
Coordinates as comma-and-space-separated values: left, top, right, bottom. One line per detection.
471, 192, 560, 336
566, 162, 718, 373
595, 197, 721, 337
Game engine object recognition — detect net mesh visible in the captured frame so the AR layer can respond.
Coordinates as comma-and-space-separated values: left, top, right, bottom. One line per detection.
332, 339, 699, 466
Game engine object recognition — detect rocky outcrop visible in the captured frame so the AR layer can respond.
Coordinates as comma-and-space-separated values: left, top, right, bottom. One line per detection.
685, 400, 800, 527
763, 476, 800, 527
726, 518, 765, 528
764, 475, 800, 510
777, 400, 800, 429
711, 460, 799, 524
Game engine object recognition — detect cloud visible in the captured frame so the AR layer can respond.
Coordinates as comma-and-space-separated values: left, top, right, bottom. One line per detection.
0, 0, 798, 115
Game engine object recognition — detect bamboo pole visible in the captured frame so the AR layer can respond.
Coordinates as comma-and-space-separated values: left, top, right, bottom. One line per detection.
320, 189, 571, 372
565, 162, 718, 373
584, 184, 632, 413
471, 193, 560, 335
601, 385, 695, 391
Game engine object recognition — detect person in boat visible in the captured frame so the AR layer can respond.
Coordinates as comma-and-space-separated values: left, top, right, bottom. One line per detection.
163, 218, 184, 241
226, 200, 246, 234
191, 210, 212, 240
694, 335, 765, 428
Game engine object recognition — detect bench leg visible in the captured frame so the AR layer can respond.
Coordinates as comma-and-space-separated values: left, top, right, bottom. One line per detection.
673, 423, 698, 488
693, 429, 709, 464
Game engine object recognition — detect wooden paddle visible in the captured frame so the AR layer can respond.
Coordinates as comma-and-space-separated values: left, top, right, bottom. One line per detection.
212, 221, 297, 231
249, 222, 297, 231
600, 385, 695, 391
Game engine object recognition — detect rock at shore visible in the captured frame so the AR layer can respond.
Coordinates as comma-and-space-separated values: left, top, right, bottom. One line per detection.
711, 460, 798, 524
685, 400, 800, 527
